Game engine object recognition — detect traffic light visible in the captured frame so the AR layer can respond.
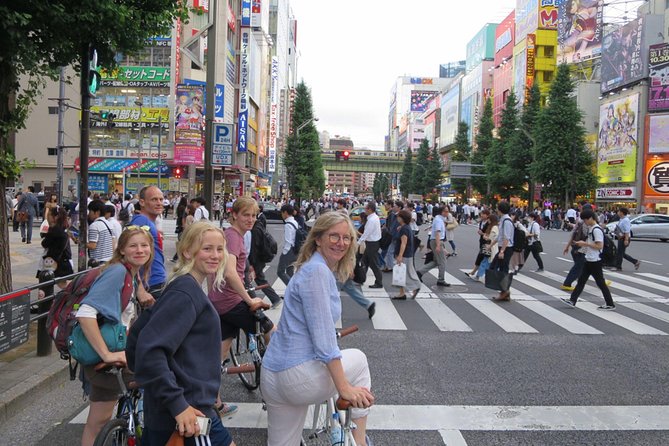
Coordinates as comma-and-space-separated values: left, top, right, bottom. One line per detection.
173, 167, 183, 179
88, 48, 101, 97
342, 150, 350, 161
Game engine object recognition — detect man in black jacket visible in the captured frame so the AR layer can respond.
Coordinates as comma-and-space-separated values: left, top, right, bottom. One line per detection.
249, 210, 282, 308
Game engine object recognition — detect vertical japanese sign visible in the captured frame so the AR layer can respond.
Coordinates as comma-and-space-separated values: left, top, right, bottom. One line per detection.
237, 30, 250, 152
268, 57, 279, 172
215, 84, 225, 122
526, 33, 536, 103
241, 0, 251, 27
648, 43, 669, 112
174, 84, 205, 164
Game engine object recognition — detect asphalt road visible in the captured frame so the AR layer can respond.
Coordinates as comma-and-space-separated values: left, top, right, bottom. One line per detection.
4, 219, 669, 445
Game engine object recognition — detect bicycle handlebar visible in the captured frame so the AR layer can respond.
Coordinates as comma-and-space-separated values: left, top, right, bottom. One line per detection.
337, 325, 358, 338
223, 363, 256, 374
94, 361, 126, 372
246, 284, 270, 292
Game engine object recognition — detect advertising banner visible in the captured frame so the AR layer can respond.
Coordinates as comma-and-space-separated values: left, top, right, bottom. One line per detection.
268, 57, 279, 172
100, 66, 170, 87
648, 43, 669, 111
601, 17, 643, 93
241, 0, 251, 27
89, 174, 108, 193
237, 30, 250, 152
644, 157, 669, 198
514, 46, 528, 105
495, 10, 515, 64
596, 187, 637, 199
410, 91, 438, 112
557, 0, 603, 63
466, 24, 497, 72
526, 34, 536, 102
515, 0, 539, 43
439, 86, 460, 147
539, 0, 558, 29
647, 114, 669, 153
174, 84, 205, 165
251, 0, 262, 27
91, 106, 169, 123
597, 94, 639, 183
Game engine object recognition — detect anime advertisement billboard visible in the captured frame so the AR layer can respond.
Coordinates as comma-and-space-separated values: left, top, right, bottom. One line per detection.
410, 91, 438, 113
557, 0, 603, 63
648, 43, 669, 112
597, 94, 639, 183
647, 114, 669, 154
174, 85, 205, 165
601, 18, 643, 93
516, 0, 539, 43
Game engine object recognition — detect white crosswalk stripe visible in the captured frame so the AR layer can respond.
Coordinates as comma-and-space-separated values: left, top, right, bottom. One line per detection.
463, 294, 538, 333
636, 272, 669, 284
416, 299, 472, 332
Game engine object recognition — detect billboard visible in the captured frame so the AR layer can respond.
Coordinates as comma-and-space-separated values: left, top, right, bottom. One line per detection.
648, 43, 669, 112
644, 158, 669, 197
516, 0, 539, 43
647, 114, 669, 154
601, 18, 643, 93
99, 66, 170, 88
174, 84, 204, 165
410, 91, 438, 112
514, 46, 528, 105
495, 10, 515, 64
466, 24, 497, 71
439, 86, 460, 147
597, 94, 639, 183
557, 0, 603, 63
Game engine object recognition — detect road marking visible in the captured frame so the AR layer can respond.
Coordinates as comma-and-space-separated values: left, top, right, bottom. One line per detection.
559, 271, 666, 301
637, 259, 663, 266
619, 303, 669, 324
574, 301, 667, 335
416, 299, 472, 332
368, 298, 407, 330
539, 271, 633, 303
427, 269, 466, 285
636, 272, 669, 283
510, 289, 603, 335
439, 429, 468, 445
73, 404, 669, 431
556, 257, 574, 263
463, 294, 538, 333
606, 271, 669, 295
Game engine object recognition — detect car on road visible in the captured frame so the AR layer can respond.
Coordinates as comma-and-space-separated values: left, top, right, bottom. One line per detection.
606, 213, 669, 242
349, 205, 387, 229
261, 202, 283, 222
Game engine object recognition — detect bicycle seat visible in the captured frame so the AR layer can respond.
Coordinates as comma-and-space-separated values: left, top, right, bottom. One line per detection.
336, 397, 352, 411
249, 301, 271, 311
94, 361, 126, 372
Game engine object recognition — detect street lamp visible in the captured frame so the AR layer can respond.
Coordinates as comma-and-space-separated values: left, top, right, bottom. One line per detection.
296, 116, 319, 136
135, 100, 143, 180
516, 127, 537, 209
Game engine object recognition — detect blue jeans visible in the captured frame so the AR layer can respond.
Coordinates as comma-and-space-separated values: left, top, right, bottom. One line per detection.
20, 214, 34, 241
564, 248, 585, 286
476, 256, 491, 279
339, 279, 372, 309
277, 250, 297, 285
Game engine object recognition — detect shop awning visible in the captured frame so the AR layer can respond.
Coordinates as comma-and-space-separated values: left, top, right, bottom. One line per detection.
74, 158, 169, 174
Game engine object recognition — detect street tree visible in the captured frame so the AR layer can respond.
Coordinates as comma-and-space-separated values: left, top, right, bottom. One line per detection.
285, 82, 325, 202
486, 90, 520, 199
510, 82, 541, 207
0, 1, 188, 293
533, 64, 596, 207
413, 139, 432, 195
373, 173, 390, 200
450, 121, 471, 199
399, 147, 414, 197
471, 97, 494, 200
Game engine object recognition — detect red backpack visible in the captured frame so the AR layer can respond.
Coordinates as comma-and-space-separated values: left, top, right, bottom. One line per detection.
46, 265, 133, 378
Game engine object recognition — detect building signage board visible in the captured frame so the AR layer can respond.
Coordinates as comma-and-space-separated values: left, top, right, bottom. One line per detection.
597, 93, 639, 183
596, 187, 637, 199
212, 123, 234, 166
601, 17, 644, 93
647, 114, 669, 153
0, 290, 30, 354
215, 84, 225, 122
174, 84, 205, 165
268, 57, 279, 172
237, 30, 250, 152
557, 0, 603, 63
241, 0, 251, 27
648, 43, 669, 112
515, 0, 539, 43
100, 66, 170, 87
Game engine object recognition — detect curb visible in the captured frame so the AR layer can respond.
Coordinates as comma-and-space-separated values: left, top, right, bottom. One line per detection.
0, 353, 69, 424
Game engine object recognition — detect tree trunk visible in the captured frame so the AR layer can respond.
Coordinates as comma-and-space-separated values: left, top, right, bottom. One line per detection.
0, 179, 11, 294
0, 64, 16, 294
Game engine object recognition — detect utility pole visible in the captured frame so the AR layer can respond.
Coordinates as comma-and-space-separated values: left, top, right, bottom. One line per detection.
157, 115, 162, 186
78, 45, 91, 272
203, 0, 217, 214
54, 68, 67, 205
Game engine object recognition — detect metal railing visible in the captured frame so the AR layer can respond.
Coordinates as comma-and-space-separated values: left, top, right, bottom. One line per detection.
1, 269, 91, 357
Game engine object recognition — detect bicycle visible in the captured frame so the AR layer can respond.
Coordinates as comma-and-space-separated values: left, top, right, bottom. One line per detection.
93, 362, 255, 446
228, 284, 272, 391
300, 325, 361, 446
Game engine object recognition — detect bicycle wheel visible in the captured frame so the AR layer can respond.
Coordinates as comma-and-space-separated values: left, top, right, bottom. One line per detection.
229, 329, 259, 390
93, 418, 136, 446
300, 401, 332, 446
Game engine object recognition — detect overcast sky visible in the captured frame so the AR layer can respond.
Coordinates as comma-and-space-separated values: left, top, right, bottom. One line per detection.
289, 0, 517, 150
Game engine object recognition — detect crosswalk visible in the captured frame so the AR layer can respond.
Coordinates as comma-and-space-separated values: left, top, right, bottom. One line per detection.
261, 267, 669, 336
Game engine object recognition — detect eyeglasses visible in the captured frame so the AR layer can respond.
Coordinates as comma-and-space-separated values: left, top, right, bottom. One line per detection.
327, 233, 352, 244
126, 225, 151, 232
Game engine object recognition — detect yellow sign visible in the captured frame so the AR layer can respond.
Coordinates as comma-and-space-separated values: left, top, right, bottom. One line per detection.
91, 106, 169, 123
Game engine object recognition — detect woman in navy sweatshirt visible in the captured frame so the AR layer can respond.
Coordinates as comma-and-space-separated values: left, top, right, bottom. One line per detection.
134, 221, 236, 446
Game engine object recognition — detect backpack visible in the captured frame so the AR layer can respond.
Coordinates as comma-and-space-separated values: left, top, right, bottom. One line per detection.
46, 266, 133, 379
252, 220, 278, 263
289, 221, 309, 255
592, 226, 616, 265
118, 202, 131, 223
505, 219, 527, 252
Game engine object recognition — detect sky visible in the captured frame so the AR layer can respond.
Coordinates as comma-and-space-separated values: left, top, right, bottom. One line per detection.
288, 0, 517, 150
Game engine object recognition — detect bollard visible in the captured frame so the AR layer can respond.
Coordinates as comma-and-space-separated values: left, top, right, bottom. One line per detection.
36, 269, 55, 356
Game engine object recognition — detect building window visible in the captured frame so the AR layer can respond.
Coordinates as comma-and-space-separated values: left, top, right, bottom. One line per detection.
543, 71, 553, 83
47, 147, 57, 156
544, 46, 554, 58
48, 106, 59, 115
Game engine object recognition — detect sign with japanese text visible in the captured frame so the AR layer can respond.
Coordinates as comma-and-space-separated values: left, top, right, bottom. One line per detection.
241, 0, 251, 27
0, 290, 30, 354
526, 34, 536, 103
90, 106, 169, 123
601, 17, 644, 93
237, 30, 250, 152
644, 157, 669, 198
648, 43, 669, 112
557, 0, 603, 63
212, 123, 234, 166
539, 0, 558, 29
100, 66, 170, 87
89, 174, 108, 193
596, 187, 637, 199
215, 84, 225, 122
268, 57, 279, 173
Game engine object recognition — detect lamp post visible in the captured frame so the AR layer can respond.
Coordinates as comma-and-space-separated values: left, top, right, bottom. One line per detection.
135, 100, 143, 180
296, 116, 319, 136
516, 127, 536, 210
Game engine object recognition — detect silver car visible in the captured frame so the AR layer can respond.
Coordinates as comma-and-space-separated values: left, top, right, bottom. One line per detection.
607, 214, 669, 242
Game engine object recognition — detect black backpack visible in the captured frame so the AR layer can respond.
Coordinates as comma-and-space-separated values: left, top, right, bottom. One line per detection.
289, 222, 308, 255
252, 220, 278, 263
592, 226, 616, 265
506, 220, 527, 252
118, 203, 131, 224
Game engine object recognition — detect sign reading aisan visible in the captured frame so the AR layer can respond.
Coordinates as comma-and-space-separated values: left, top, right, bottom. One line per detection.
237, 30, 250, 152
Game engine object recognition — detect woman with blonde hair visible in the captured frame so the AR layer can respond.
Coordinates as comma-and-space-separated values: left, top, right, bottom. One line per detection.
77, 226, 154, 446
261, 211, 375, 446
132, 221, 237, 446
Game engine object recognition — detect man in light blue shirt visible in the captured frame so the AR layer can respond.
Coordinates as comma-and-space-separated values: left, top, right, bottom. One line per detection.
614, 207, 640, 271
417, 205, 450, 286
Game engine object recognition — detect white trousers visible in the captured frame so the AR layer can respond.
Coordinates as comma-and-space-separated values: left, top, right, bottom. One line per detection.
261, 348, 371, 446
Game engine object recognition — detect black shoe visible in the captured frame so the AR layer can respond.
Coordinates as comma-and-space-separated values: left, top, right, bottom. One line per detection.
21, 238, 25, 243
417, 272, 423, 283
391, 295, 407, 300
26, 240, 31, 244
436, 280, 451, 287
369, 283, 383, 289
367, 302, 376, 319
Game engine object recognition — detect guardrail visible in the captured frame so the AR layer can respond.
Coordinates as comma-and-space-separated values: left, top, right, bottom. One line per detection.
0, 269, 91, 357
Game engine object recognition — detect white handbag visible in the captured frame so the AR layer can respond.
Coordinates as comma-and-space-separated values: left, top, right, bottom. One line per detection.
392, 263, 407, 287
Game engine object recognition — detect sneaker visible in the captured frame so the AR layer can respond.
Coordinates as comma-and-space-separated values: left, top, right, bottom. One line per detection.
560, 285, 575, 292
416, 272, 423, 283
217, 403, 238, 417
605, 280, 612, 286
271, 300, 283, 310
436, 280, 451, 287
534, 269, 544, 273
635, 261, 641, 271
561, 298, 576, 308
367, 302, 376, 319
369, 283, 383, 289
597, 305, 616, 311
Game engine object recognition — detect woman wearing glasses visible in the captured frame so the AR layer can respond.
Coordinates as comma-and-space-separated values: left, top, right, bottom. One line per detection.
261, 212, 375, 446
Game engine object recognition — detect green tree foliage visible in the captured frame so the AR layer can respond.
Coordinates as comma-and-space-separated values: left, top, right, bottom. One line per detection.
533, 64, 596, 207
450, 121, 471, 198
471, 97, 494, 200
428, 145, 443, 194
285, 82, 325, 202
373, 173, 390, 200
509, 82, 541, 204
486, 90, 520, 199
399, 147, 414, 197
0, 1, 188, 293
413, 139, 432, 195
